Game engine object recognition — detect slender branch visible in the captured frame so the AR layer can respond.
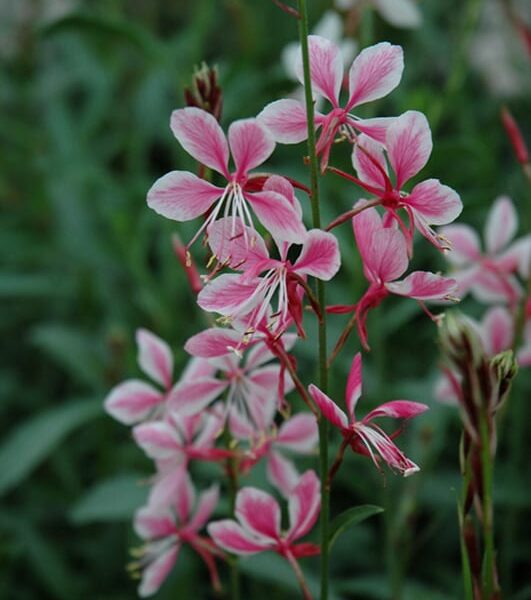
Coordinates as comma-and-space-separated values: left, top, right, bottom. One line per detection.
325, 198, 381, 231
274, 343, 318, 416
327, 436, 351, 488
271, 0, 300, 18
327, 311, 358, 368
285, 551, 313, 600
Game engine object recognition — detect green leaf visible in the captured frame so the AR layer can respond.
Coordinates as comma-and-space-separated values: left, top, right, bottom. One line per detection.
329, 505, 384, 550
70, 474, 148, 524
0, 399, 101, 495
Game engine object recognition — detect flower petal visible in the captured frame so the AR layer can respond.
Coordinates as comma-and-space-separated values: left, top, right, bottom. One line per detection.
287, 469, 321, 540
386, 271, 458, 300
441, 225, 482, 266
134, 505, 176, 540
208, 520, 270, 555
181, 357, 217, 381
352, 134, 388, 190
104, 380, 163, 425
138, 545, 179, 598
197, 273, 262, 316
184, 328, 243, 358
174, 469, 196, 524
484, 195, 518, 255
267, 451, 300, 497
136, 329, 173, 388
167, 377, 228, 417
228, 119, 276, 177
235, 487, 281, 541
386, 111, 432, 188
293, 229, 341, 281
133, 422, 180, 460
170, 107, 229, 176
345, 353, 363, 420
276, 414, 319, 452
187, 484, 219, 532
376, 0, 422, 28
257, 99, 310, 144
470, 271, 522, 304
295, 35, 343, 105
363, 400, 428, 421
308, 384, 348, 429
147, 171, 222, 222
363, 228, 409, 284
347, 42, 404, 108
352, 116, 394, 144
247, 190, 307, 244
480, 306, 513, 356
407, 179, 462, 225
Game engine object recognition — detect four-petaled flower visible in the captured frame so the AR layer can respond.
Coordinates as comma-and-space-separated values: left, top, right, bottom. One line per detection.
309, 353, 428, 476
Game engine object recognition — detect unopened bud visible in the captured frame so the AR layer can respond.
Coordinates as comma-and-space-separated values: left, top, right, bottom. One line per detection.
490, 350, 518, 409
184, 62, 223, 121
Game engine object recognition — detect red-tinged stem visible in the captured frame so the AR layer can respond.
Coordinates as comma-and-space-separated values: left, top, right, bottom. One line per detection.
327, 165, 384, 196
325, 198, 382, 231
327, 311, 358, 368
285, 551, 313, 600
274, 343, 318, 417
271, 0, 300, 18
327, 436, 352, 488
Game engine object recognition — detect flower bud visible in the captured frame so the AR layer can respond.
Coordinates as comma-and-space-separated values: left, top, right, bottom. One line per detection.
184, 62, 222, 121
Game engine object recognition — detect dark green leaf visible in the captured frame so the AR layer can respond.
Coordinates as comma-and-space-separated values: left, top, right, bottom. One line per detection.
329, 505, 384, 550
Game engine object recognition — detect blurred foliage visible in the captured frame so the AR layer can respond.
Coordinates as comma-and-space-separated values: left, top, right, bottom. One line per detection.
1, 0, 530, 598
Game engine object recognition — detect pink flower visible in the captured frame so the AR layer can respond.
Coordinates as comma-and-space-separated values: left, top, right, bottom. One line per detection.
259, 36, 404, 170
197, 218, 340, 338
208, 470, 320, 597
441, 196, 531, 304
309, 353, 428, 476
346, 111, 462, 251
131, 471, 222, 597
329, 205, 458, 349
147, 107, 306, 248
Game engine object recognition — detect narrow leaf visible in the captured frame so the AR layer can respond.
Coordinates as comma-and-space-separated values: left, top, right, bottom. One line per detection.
329, 505, 384, 550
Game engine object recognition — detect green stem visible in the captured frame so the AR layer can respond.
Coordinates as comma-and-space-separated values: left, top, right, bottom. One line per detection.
297, 1, 330, 597
223, 429, 240, 600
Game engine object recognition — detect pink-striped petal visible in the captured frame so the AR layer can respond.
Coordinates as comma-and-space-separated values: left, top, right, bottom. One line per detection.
184, 328, 243, 358
347, 42, 404, 108
263, 176, 303, 219
208, 520, 270, 555
363, 400, 428, 422
441, 225, 482, 266
308, 384, 348, 429
293, 229, 341, 281
257, 99, 310, 144
228, 119, 275, 177
147, 171, 222, 222
167, 377, 228, 417
136, 329, 174, 388
207, 218, 269, 270
134, 506, 176, 540
470, 271, 522, 304
138, 545, 179, 598
345, 353, 362, 420
148, 468, 186, 511
181, 357, 217, 382
276, 414, 318, 452
407, 179, 462, 225
352, 204, 384, 282
287, 470, 321, 541
104, 380, 163, 425
235, 488, 281, 541
480, 306, 513, 356
133, 422, 180, 460
364, 228, 409, 284
197, 273, 262, 316
386, 111, 432, 188
352, 116, 394, 144
386, 271, 458, 300
170, 107, 229, 176
247, 190, 307, 244
187, 484, 220, 532
295, 35, 342, 105
484, 196, 518, 255
496, 236, 531, 277
352, 134, 388, 190
175, 470, 196, 524
267, 451, 300, 497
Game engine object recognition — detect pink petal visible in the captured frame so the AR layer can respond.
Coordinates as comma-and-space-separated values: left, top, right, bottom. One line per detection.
181, 357, 217, 382
148, 468, 186, 511
352, 204, 385, 282
244, 340, 276, 370
347, 42, 404, 108
187, 484, 220, 533
352, 134, 388, 190
167, 377, 228, 417
208, 520, 270, 555
207, 218, 269, 270
197, 273, 262, 316
386, 111, 432, 189
293, 229, 341, 281
175, 470, 196, 524
484, 196, 517, 255
308, 384, 348, 429
496, 237, 531, 277
138, 545, 179, 598
170, 107, 229, 176
263, 176, 303, 219
363, 228, 409, 284
267, 451, 300, 497
235, 487, 281, 541
434, 373, 459, 405
193, 410, 224, 449
352, 116, 394, 144
184, 328, 243, 358
345, 353, 362, 420
147, 171, 222, 222
287, 469, 321, 541
363, 400, 429, 421
136, 329, 174, 388
257, 99, 310, 144
104, 380, 163, 425
480, 306, 513, 356
228, 119, 275, 177
247, 190, 307, 244
407, 179, 462, 225
386, 270, 457, 300
295, 35, 342, 105
133, 422, 180, 460
276, 414, 318, 452
440, 225, 482, 266
134, 506, 176, 540
470, 271, 522, 304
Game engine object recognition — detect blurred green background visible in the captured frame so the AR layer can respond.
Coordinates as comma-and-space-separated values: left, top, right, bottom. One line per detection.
1, 0, 530, 598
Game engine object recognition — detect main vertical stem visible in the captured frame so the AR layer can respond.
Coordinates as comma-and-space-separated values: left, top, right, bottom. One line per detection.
297, 1, 330, 598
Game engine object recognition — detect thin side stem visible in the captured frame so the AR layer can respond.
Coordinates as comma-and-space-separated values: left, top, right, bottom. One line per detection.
223, 429, 240, 600
286, 551, 313, 600
297, 1, 330, 597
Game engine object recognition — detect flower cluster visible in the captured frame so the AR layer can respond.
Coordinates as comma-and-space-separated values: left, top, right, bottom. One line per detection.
105, 33, 463, 598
